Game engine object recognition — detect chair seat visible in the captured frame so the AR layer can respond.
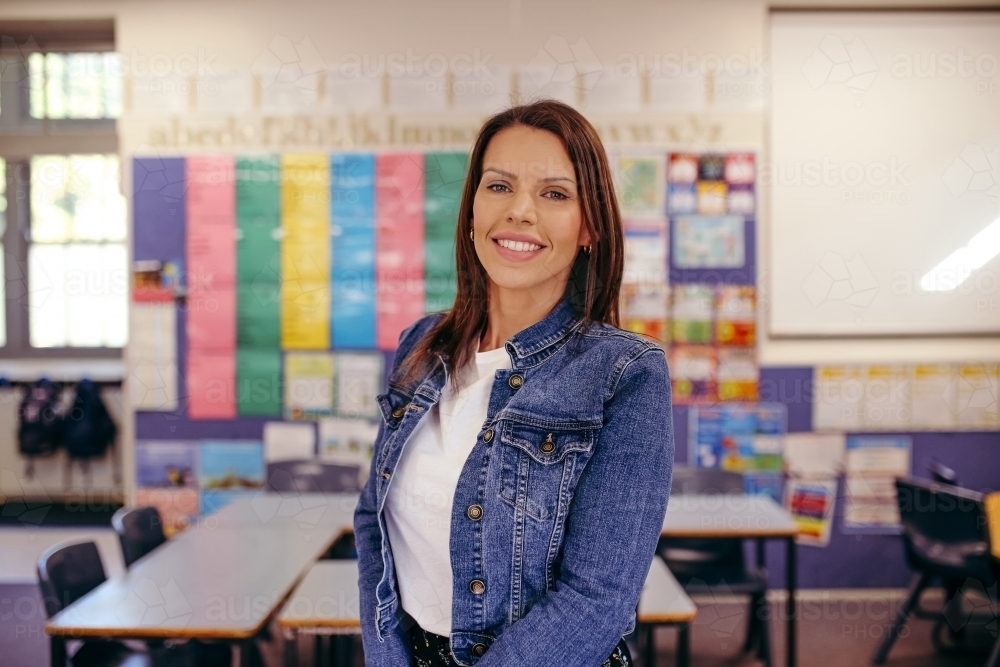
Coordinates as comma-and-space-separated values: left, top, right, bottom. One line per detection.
71, 640, 152, 667
673, 567, 769, 595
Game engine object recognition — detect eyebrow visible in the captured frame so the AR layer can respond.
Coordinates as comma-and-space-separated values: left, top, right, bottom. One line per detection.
483, 167, 576, 185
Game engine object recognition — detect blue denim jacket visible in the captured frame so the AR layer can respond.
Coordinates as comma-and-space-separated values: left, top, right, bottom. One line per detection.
354, 297, 674, 666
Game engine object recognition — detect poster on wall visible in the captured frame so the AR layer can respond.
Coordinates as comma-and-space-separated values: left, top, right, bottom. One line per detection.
842, 436, 911, 534
786, 479, 838, 547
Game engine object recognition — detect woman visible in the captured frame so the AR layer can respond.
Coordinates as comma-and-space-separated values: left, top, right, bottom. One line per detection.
354, 99, 674, 667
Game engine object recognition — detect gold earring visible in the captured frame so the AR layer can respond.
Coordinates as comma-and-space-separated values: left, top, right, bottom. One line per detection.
470, 227, 474, 241
583, 245, 592, 255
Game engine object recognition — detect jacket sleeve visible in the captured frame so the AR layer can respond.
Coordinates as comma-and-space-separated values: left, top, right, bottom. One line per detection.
354, 414, 413, 665
476, 346, 675, 667
354, 317, 440, 665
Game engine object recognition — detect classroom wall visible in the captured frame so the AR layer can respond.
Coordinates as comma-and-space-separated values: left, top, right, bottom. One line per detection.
2, 0, 999, 589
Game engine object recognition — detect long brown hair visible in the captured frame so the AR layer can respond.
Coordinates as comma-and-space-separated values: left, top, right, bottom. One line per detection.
398, 99, 624, 391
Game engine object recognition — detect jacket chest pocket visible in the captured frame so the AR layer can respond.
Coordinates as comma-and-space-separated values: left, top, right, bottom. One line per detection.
497, 419, 595, 521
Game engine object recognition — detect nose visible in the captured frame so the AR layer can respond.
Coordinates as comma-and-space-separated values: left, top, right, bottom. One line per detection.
505, 187, 537, 225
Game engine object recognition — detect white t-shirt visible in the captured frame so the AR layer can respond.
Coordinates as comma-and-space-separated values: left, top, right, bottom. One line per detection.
383, 344, 512, 636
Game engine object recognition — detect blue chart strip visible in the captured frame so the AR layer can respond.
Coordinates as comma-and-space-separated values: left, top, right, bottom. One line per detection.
331, 153, 377, 348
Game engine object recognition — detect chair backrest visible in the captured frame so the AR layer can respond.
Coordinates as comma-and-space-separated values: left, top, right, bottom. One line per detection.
37, 540, 106, 618
895, 476, 995, 582
670, 465, 745, 495
112, 506, 166, 568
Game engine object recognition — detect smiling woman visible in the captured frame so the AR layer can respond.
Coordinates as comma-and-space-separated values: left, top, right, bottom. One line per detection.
354, 100, 674, 667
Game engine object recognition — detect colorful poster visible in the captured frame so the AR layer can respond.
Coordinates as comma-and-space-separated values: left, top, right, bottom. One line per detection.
236, 349, 282, 416
616, 155, 666, 219
335, 352, 383, 419
285, 352, 336, 420
331, 153, 376, 348
717, 348, 759, 402
688, 403, 787, 501
696, 181, 728, 215
623, 224, 668, 286
843, 436, 911, 533
670, 345, 716, 405
787, 479, 838, 547
671, 284, 713, 344
136, 441, 197, 487
186, 155, 237, 419
424, 152, 467, 313
715, 286, 756, 347
621, 283, 669, 345
199, 440, 265, 514
673, 215, 745, 269
281, 154, 330, 349
376, 153, 425, 350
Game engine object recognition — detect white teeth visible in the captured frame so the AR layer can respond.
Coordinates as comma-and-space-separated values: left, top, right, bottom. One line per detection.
496, 238, 542, 252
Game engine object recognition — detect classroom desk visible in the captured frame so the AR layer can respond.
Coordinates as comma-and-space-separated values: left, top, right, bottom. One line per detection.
278, 557, 698, 667
44, 495, 349, 667
662, 493, 800, 667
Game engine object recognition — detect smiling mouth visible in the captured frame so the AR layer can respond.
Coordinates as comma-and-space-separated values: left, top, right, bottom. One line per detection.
494, 238, 544, 252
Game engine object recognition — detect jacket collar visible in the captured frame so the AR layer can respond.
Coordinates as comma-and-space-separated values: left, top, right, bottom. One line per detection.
503, 296, 582, 369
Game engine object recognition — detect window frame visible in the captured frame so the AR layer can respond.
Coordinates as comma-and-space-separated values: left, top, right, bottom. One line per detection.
1, 21, 122, 359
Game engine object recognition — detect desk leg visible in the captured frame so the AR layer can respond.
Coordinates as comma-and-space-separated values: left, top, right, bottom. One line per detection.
786, 537, 797, 667
237, 639, 253, 667
49, 636, 66, 667
284, 629, 298, 667
676, 623, 689, 667
643, 624, 654, 667
756, 537, 766, 569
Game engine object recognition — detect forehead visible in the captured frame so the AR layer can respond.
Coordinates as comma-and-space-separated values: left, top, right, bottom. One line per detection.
481, 125, 574, 178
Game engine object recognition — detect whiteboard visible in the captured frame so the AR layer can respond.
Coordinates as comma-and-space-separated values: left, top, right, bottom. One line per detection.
769, 11, 1000, 336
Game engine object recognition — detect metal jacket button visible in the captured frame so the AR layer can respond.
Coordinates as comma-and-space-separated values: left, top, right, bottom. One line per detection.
472, 643, 487, 656
483, 428, 494, 443
466, 504, 483, 521
470, 579, 485, 595
540, 434, 555, 453
391, 407, 405, 419
508, 374, 523, 389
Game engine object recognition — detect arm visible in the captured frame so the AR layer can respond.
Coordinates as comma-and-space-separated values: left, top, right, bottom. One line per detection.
477, 347, 674, 667
354, 317, 441, 665
354, 415, 412, 665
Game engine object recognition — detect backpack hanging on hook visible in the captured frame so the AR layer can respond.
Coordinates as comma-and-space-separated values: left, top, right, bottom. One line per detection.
17, 379, 66, 480
63, 379, 117, 462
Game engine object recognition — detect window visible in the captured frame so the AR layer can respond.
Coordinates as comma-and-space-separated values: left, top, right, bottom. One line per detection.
29, 154, 127, 347
28, 52, 122, 120
0, 20, 122, 357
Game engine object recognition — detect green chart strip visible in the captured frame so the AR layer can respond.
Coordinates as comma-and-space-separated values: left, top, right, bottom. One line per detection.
424, 152, 468, 314
236, 156, 282, 416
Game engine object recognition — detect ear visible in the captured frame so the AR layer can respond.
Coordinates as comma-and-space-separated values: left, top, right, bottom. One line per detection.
577, 224, 593, 247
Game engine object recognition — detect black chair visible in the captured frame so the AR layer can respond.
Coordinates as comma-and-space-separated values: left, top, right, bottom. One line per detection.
873, 477, 1000, 665
112, 506, 166, 568
657, 466, 772, 667
37, 541, 152, 667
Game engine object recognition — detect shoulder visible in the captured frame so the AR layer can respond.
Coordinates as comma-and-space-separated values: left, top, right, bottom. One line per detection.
574, 323, 668, 398
391, 312, 446, 368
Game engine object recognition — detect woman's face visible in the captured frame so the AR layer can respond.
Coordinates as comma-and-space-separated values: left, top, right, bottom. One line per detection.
472, 125, 591, 300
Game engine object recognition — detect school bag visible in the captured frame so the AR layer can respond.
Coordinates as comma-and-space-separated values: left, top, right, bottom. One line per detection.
63, 379, 117, 460
18, 379, 65, 478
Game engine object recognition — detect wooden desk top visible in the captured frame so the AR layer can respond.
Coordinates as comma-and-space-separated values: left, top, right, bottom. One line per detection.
46, 497, 346, 640
662, 493, 799, 538
278, 561, 360, 629
277, 556, 696, 630
638, 557, 698, 624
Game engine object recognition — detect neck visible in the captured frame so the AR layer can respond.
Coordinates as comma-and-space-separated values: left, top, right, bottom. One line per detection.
479, 282, 565, 352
